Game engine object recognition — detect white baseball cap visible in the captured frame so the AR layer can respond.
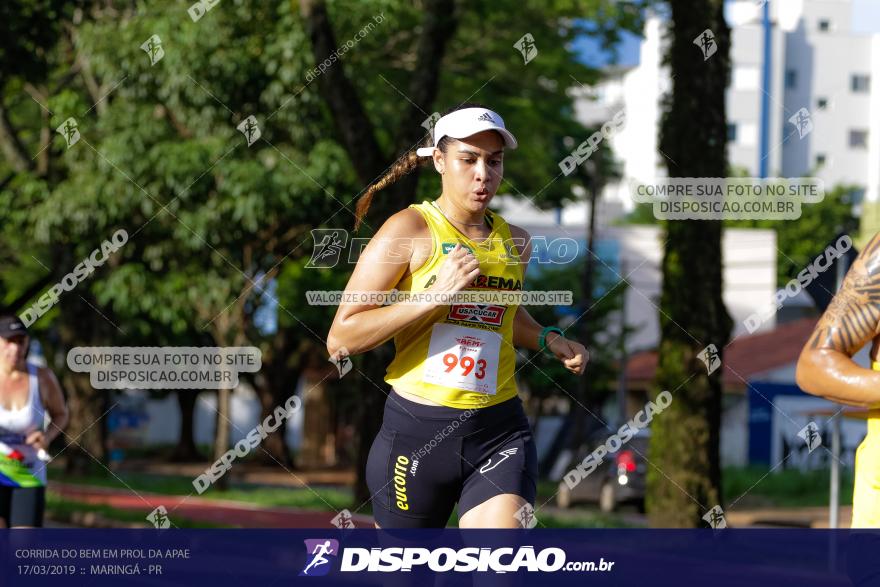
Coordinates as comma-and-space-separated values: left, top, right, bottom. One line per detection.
416, 107, 518, 157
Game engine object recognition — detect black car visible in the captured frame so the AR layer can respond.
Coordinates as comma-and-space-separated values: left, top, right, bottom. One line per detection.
555, 428, 648, 512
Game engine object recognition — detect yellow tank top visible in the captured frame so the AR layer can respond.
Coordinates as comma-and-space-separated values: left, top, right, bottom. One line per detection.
852, 362, 880, 528
384, 200, 524, 409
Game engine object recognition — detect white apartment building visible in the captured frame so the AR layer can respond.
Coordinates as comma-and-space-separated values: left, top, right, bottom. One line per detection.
571, 0, 880, 222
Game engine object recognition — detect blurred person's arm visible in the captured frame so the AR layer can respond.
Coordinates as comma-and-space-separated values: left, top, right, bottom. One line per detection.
26, 368, 69, 452
796, 233, 880, 408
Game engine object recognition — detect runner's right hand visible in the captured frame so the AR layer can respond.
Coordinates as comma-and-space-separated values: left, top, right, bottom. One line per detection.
429, 243, 480, 298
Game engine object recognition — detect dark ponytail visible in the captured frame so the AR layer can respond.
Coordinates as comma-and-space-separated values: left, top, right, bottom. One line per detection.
352, 101, 490, 231
354, 150, 428, 231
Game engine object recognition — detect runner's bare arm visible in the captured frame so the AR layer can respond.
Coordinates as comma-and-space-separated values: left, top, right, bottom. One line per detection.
33, 368, 68, 449
326, 209, 478, 357
796, 233, 880, 407
327, 209, 439, 357
508, 224, 587, 375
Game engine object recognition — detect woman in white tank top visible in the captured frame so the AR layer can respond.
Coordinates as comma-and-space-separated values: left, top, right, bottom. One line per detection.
0, 316, 69, 527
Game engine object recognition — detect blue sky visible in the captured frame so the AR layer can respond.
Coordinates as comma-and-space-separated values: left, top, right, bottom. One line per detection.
572, 30, 642, 69
572, 0, 880, 69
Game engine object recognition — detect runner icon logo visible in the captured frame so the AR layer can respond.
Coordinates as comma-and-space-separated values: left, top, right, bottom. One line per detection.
300, 539, 339, 577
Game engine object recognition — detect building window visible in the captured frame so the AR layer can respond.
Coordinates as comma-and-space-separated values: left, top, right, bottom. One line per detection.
816, 154, 826, 166
852, 74, 871, 93
738, 123, 758, 147
850, 130, 869, 149
785, 69, 798, 89
817, 97, 828, 109
727, 123, 737, 142
818, 19, 831, 31
732, 66, 760, 91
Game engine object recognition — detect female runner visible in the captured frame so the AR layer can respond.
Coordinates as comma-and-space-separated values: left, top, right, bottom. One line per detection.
327, 104, 587, 528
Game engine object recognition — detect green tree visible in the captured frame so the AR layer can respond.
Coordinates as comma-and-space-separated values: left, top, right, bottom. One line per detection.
729, 184, 860, 286
647, 0, 733, 527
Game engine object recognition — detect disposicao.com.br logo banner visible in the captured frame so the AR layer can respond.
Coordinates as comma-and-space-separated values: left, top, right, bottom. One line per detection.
299, 538, 612, 575
4, 528, 874, 587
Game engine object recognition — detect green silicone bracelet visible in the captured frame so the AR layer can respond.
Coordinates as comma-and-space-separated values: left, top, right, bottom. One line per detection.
539, 326, 564, 354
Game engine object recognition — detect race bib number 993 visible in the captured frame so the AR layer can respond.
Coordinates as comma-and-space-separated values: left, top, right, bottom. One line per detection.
422, 323, 501, 394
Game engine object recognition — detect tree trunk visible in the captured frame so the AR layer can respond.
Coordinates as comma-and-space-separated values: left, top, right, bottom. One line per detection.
61, 371, 106, 475
300, 0, 458, 219
56, 294, 112, 476
252, 330, 304, 468
207, 313, 248, 491
212, 389, 231, 490
170, 391, 202, 462
647, 0, 733, 527
252, 369, 299, 469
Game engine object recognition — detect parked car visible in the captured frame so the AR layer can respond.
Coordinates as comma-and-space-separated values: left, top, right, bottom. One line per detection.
556, 428, 649, 512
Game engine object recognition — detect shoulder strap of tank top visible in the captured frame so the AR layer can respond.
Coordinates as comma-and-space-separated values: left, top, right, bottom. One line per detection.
408, 201, 445, 238
27, 364, 42, 410
485, 207, 496, 229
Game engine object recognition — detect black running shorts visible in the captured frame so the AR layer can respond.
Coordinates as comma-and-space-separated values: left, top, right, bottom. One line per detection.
367, 390, 537, 528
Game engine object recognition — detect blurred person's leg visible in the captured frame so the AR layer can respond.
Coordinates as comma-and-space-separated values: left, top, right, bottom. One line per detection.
0, 486, 9, 528
6, 486, 44, 528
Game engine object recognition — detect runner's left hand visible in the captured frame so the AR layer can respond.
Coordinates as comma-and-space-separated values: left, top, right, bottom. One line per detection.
547, 335, 589, 375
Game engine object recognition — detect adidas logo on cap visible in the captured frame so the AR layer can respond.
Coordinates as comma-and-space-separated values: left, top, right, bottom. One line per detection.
476, 112, 495, 123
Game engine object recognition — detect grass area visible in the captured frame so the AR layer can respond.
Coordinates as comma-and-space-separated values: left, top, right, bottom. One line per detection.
47, 464, 355, 511
537, 479, 561, 503
722, 466, 854, 508
51, 467, 195, 494
45, 493, 225, 528
50, 463, 846, 528
48, 465, 637, 528
536, 512, 639, 528
540, 468, 852, 511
